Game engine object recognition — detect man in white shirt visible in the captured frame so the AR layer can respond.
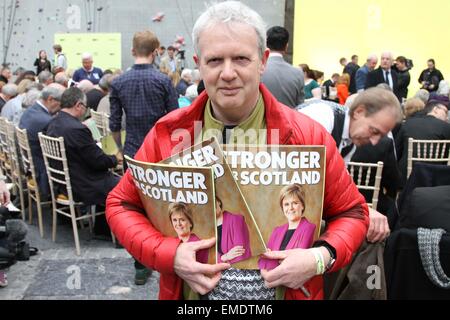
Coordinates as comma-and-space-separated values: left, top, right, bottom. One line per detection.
299, 88, 402, 242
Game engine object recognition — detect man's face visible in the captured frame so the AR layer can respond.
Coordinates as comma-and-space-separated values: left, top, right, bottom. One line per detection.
349, 106, 397, 147
168, 49, 175, 59
1, 69, 11, 79
159, 48, 166, 56
82, 58, 93, 71
46, 97, 61, 115
428, 61, 435, 69
380, 54, 393, 70
352, 56, 359, 65
395, 60, 405, 71
368, 58, 378, 70
194, 22, 268, 122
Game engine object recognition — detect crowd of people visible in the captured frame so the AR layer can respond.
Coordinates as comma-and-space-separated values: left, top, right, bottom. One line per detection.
0, 0, 449, 299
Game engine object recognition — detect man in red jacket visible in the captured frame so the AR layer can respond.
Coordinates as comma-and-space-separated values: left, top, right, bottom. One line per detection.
106, 1, 372, 300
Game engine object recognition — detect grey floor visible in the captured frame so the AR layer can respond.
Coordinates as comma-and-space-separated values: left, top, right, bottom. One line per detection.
0, 203, 160, 300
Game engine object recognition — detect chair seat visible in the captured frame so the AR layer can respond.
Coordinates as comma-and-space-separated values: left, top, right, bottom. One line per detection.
27, 178, 37, 190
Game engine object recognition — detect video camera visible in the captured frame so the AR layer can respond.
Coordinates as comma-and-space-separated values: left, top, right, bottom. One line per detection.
177, 50, 186, 60
0, 207, 32, 269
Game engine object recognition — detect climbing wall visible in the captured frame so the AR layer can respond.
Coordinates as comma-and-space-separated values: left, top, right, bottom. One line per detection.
0, 0, 285, 72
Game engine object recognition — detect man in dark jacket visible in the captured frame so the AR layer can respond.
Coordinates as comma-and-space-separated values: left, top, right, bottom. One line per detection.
343, 55, 360, 94
46, 87, 122, 235
365, 52, 401, 101
418, 59, 444, 92
393, 56, 411, 102
396, 100, 450, 186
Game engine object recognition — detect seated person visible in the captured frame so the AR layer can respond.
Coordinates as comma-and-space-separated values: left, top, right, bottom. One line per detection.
46, 87, 123, 236
19, 85, 64, 196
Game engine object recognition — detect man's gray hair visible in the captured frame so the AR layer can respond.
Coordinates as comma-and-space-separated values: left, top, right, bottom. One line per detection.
40, 85, 63, 102
1, 83, 18, 97
414, 89, 430, 105
376, 83, 393, 92
81, 52, 93, 60
349, 87, 402, 122
191, 69, 201, 82
98, 74, 112, 91
181, 69, 192, 80
437, 80, 450, 96
367, 54, 378, 62
192, 1, 267, 58
54, 72, 68, 86
38, 70, 53, 84
22, 89, 41, 108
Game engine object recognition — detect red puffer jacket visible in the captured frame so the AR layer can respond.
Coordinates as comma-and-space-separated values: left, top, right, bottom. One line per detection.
106, 84, 369, 300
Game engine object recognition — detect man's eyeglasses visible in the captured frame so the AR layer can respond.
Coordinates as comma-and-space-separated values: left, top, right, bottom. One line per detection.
79, 101, 87, 109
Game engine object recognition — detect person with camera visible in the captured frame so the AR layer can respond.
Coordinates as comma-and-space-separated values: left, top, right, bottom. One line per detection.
418, 59, 444, 93
393, 56, 411, 102
0, 169, 10, 287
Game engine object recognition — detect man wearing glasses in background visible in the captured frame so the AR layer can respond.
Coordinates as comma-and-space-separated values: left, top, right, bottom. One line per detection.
46, 87, 123, 238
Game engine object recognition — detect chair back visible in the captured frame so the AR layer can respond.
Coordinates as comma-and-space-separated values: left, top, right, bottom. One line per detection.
407, 138, 450, 178
5, 121, 22, 177
90, 110, 110, 138
16, 127, 38, 183
347, 161, 384, 210
38, 133, 76, 205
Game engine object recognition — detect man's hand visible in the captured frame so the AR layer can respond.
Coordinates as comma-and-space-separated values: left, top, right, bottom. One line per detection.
221, 245, 245, 262
367, 208, 390, 243
0, 180, 10, 206
260, 247, 330, 290
115, 151, 124, 166
174, 238, 230, 295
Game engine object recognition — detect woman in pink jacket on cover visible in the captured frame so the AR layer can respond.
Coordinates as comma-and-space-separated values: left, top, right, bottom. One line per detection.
215, 197, 252, 264
259, 184, 316, 271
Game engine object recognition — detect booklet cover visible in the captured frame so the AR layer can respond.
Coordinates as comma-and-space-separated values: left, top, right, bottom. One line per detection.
125, 156, 217, 265
163, 137, 266, 270
223, 145, 326, 271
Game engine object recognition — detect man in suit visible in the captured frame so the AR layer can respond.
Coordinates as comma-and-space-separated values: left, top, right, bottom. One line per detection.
355, 54, 378, 92
396, 100, 450, 186
19, 84, 65, 196
299, 88, 403, 242
261, 26, 304, 108
159, 46, 181, 74
343, 55, 360, 94
46, 87, 122, 235
365, 52, 401, 101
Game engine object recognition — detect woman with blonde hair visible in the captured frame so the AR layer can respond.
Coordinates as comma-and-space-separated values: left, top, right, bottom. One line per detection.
168, 202, 208, 264
403, 97, 425, 119
336, 73, 350, 105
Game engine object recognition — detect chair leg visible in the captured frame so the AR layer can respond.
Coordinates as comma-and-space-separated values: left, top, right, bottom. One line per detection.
18, 184, 25, 221
25, 190, 32, 223
70, 206, 81, 256
28, 193, 33, 224
36, 196, 44, 238
52, 203, 58, 242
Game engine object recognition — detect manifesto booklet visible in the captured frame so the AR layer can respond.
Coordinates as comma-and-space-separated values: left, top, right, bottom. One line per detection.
223, 145, 326, 271
125, 156, 217, 265
163, 137, 266, 270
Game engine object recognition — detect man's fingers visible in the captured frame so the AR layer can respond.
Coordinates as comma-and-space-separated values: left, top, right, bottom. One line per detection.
262, 250, 288, 260
260, 264, 285, 283
188, 272, 222, 295
194, 261, 230, 275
